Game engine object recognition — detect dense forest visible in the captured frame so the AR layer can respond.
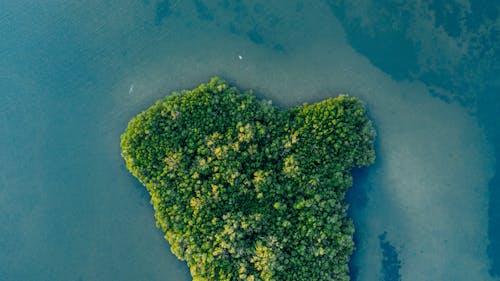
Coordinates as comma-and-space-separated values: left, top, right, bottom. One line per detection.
120, 77, 376, 281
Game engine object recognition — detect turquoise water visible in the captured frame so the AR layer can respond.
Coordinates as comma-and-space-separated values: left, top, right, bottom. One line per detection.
0, 1, 497, 280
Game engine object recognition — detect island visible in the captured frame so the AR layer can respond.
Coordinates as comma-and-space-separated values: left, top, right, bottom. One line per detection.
120, 77, 376, 281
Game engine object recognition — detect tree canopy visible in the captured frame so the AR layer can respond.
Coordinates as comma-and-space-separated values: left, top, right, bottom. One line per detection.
120, 77, 376, 281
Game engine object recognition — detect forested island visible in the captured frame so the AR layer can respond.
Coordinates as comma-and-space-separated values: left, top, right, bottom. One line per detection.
120, 77, 376, 281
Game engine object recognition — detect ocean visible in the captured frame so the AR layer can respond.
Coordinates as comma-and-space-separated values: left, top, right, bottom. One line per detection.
1, 1, 498, 280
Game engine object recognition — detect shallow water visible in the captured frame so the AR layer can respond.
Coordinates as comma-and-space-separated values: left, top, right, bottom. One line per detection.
1, 1, 498, 280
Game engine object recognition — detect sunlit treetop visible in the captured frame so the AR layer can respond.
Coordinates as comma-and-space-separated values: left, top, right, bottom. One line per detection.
121, 77, 376, 281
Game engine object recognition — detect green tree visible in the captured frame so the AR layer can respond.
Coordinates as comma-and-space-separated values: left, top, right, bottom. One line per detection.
121, 77, 376, 281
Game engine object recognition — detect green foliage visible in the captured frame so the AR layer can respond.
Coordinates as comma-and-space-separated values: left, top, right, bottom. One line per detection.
120, 77, 376, 281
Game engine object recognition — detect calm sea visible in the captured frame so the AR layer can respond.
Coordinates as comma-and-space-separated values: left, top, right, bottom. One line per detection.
1, 1, 498, 280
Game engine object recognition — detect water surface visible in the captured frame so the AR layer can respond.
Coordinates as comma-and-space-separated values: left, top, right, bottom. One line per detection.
1, 1, 497, 280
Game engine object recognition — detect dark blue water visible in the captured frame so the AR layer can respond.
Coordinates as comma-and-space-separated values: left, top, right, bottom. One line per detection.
1, 1, 497, 280
329, 1, 499, 279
